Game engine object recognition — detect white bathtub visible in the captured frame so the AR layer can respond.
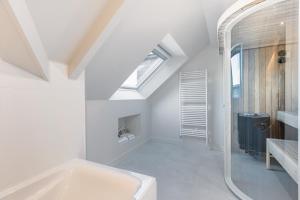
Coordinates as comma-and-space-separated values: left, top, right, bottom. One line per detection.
0, 159, 156, 200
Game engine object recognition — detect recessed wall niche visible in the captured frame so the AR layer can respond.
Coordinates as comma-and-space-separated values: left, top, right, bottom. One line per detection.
118, 114, 141, 144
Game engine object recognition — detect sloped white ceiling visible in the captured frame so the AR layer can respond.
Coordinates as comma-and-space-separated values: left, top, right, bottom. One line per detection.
26, 0, 109, 63
86, 0, 211, 100
201, 0, 238, 45
0, 0, 48, 79
0, 4, 38, 75
0, 0, 237, 97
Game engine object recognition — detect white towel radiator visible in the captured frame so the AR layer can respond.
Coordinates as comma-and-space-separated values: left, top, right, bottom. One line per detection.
179, 70, 208, 143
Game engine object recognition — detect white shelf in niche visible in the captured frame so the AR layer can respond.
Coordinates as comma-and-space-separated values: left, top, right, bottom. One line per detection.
118, 114, 141, 144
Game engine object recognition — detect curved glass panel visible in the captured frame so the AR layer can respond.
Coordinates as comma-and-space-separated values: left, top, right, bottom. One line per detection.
230, 0, 299, 199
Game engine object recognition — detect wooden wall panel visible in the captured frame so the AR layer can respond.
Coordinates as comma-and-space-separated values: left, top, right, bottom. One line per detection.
248, 49, 256, 112
265, 46, 273, 128
290, 43, 298, 112
235, 44, 297, 139
283, 43, 298, 113
243, 50, 249, 112
259, 48, 266, 112
271, 45, 279, 138
254, 49, 260, 113
278, 45, 285, 111
285, 44, 293, 112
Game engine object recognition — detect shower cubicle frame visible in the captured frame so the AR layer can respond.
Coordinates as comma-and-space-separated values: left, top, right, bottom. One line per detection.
218, 0, 300, 199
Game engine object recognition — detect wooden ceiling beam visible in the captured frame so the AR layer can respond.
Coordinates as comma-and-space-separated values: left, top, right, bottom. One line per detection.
68, 0, 124, 79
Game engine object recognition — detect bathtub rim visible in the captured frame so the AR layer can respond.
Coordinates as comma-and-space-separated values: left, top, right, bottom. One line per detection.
0, 159, 155, 200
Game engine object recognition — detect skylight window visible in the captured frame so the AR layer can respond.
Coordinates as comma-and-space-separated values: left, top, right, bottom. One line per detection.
121, 49, 168, 89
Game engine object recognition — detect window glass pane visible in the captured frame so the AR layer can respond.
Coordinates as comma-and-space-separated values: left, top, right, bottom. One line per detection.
231, 53, 241, 86
121, 69, 138, 88
121, 51, 166, 89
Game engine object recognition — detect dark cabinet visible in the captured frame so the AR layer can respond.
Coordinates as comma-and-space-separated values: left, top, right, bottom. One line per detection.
238, 113, 270, 157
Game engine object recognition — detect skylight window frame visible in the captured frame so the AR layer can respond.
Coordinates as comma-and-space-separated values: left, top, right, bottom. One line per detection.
120, 48, 170, 90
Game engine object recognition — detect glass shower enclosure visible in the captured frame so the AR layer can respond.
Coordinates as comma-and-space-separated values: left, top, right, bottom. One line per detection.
219, 0, 299, 199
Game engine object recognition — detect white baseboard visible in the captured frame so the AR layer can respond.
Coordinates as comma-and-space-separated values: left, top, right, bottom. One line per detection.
151, 136, 224, 152
209, 143, 224, 152
107, 137, 151, 166
150, 137, 183, 145
106, 136, 224, 166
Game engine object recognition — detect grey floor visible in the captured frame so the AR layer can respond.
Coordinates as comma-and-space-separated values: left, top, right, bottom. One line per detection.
113, 139, 237, 200
232, 153, 298, 200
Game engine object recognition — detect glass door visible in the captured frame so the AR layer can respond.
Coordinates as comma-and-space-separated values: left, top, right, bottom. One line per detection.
229, 0, 299, 199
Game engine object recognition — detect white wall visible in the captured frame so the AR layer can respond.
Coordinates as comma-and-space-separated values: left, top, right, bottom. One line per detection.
149, 45, 224, 150
0, 60, 85, 191
86, 100, 150, 164
86, 45, 225, 168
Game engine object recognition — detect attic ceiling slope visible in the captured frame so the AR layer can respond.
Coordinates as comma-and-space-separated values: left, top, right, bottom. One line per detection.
0, 0, 49, 79
201, 0, 238, 45
26, 0, 115, 63
68, 0, 124, 79
86, 0, 210, 100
